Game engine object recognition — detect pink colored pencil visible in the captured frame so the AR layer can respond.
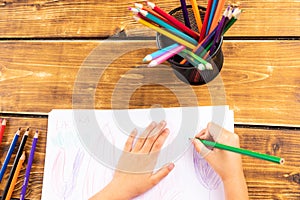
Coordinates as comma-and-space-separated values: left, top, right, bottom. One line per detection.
148, 45, 186, 67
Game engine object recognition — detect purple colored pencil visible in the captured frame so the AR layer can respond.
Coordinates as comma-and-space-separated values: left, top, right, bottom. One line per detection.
180, 0, 191, 28
210, 7, 229, 53
20, 130, 39, 200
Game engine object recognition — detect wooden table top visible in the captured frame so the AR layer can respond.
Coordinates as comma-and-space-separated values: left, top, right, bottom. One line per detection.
0, 0, 299, 199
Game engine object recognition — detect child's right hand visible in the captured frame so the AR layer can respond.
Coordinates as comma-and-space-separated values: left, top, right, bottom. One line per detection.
192, 122, 249, 200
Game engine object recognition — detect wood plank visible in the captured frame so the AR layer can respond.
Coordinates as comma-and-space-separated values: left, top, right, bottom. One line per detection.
0, 0, 298, 38
0, 117, 47, 200
0, 117, 299, 199
0, 40, 299, 126
235, 127, 300, 199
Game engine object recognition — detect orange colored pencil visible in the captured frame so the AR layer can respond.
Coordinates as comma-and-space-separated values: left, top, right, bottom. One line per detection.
209, 0, 226, 34
5, 151, 26, 200
190, 0, 202, 32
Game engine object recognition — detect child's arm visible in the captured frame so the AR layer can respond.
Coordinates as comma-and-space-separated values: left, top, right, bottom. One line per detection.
192, 122, 249, 200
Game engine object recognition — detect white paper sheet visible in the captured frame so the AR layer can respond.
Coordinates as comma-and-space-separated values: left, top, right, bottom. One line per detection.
42, 106, 233, 200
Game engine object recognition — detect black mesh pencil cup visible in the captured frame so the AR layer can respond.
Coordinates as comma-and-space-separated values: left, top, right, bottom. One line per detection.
156, 5, 224, 85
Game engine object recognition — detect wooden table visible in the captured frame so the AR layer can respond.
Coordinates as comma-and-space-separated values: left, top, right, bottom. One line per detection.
0, 0, 299, 199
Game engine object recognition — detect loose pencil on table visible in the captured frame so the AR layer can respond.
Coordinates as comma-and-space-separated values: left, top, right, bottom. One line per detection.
193, 138, 285, 165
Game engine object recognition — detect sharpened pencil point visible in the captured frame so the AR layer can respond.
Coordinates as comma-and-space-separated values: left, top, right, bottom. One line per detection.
134, 3, 143, 9
143, 55, 152, 62
146, 1, 155, 9
205, 63, 213, 70
2, 119, 7, 125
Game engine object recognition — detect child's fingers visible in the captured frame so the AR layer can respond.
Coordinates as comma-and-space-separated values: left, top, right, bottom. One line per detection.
192, 138, 211, 157
141, 120, 167, 153
149, 128, 169, 153
150, 163, 175, 185
132, 121, 157, 152
123, 129, 138, 152
207, 122, 223, 142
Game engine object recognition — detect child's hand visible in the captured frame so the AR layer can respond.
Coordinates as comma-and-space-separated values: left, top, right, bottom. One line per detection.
192, 122, 249, 200
90, 120, 174, 200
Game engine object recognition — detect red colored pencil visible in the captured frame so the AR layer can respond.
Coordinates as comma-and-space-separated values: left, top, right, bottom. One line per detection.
146, 1, 200, 40
135, 3, 169, 24
0, 119, 7, 144
199, 0, 213, 42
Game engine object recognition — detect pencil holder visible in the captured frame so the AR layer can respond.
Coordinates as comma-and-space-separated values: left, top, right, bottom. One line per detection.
156, 5, 224, 85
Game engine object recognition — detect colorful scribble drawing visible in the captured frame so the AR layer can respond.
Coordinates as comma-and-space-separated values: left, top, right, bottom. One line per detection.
42, 107, 232, 200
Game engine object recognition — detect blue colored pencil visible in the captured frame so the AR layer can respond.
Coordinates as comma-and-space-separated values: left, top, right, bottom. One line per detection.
180, 0, 191, 28
206, 0, 219, 35
2, 128, 29, 200
139, 9, 198, 46
143, 43, 180, 62
0, 128, 20, 182
20, 130, 39, 200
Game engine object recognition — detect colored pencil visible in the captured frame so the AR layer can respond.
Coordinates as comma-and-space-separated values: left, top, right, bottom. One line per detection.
210, 7, 229, 53
209, 0, 226, 34
133, 15, 196, 49
134, 3, 169, 24
189, 0, 203, 32
199, 0, 213, 41
206, 0, 219, 36
143, 43, 180, 62
1, 128, 29, 200
182, 49, 212, 69
180, 25, 218, 64
181, 8, 241, 64
139, 9, 198, 45
148, 45, 186, 67
179, 0, 191, 28
0, 128, 21, 182
0, 119, 7, 144
146, 1, 200, 40
20, 130, 39, 200
222, 8, 241, 33
129, 7, 149, 21
195, 138, 285, 164
5, 152, 25, 200
178, 51, 206, 70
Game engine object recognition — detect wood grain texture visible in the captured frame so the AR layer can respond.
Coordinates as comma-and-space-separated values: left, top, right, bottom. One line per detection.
0, 0, 298, 38
0, 40, 299, 126
0, 117, 47, 200
0, 118, 299, 199
235, 127, 300, 200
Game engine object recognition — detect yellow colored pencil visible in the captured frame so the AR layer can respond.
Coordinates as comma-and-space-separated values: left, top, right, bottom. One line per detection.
190, 0, 202, 32
133, 15, 196, 49
6, 151, 26, 200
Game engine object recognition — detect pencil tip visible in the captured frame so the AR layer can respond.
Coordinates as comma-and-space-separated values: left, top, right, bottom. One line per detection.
1, 119, 7, 125
134, 3, 143, 9
206, 63, 213, 70
26, 127, 30, 131
148, 61, 157, 67
34, 130, 39, 138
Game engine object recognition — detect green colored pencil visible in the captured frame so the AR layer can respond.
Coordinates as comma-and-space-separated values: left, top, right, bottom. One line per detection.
196, 138, 285, 165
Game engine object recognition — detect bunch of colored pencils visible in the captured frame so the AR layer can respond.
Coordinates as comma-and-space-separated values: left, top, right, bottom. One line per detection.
129, 1, 241, 69
0, 122, 39, 200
